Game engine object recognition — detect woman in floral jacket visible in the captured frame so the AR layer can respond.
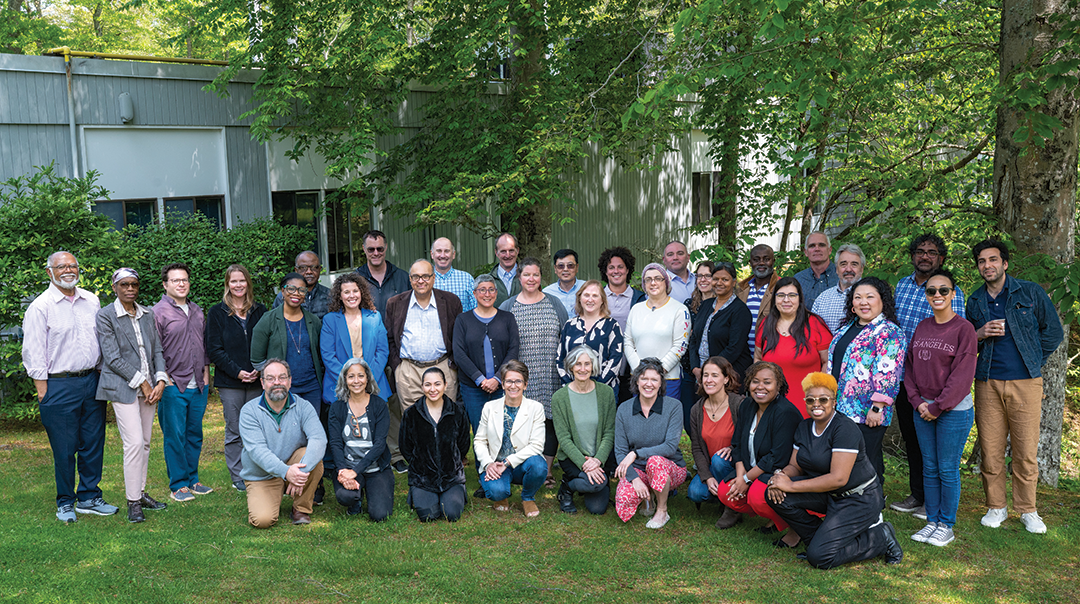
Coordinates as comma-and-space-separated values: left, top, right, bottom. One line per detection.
825, 277, 907, 483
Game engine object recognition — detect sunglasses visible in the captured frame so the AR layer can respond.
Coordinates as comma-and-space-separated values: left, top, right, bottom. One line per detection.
924, 286, 953, 297
804, 396, 833, 405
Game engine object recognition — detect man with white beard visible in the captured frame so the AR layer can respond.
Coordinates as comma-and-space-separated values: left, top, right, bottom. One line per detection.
23, 251, 118, 523
737, 244, 778, 356
811, 244, 866, 333
239, 358, 326, 528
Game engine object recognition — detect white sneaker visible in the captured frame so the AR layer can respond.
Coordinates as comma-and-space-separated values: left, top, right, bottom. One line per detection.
911, 522, 938, 543
1021, 512, 1047, 534
926, 525, 955, 547
981, 507, 1008, 528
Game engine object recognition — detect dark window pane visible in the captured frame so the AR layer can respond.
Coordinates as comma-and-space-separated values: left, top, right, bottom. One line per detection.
165, 198, 194, 223
126, 200, 156, 228
94, 201, 125, 230
196, 198, 222, 230
295, 193, 317, 229
272, 192, 296, 225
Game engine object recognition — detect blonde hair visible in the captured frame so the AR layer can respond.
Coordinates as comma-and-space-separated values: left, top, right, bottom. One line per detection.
801, 372, 838, 396
222, 264, 254, 316
573, 280, 610, 318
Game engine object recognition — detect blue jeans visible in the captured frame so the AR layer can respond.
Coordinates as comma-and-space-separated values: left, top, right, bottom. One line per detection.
913, 406, 974, 527
460, 380, 503, 434
159, 384, 209, 492
680, 373, 698, 434
664, 378, 681, 400
39, 373, 106, 506
480, 454, 546, 502
687, 452, 736, 503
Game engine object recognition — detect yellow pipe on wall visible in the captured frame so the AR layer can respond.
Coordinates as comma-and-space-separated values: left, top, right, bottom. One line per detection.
45, 47, 230, 66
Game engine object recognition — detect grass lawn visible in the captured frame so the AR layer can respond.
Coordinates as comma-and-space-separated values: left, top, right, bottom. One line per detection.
1, 397, 1078, 604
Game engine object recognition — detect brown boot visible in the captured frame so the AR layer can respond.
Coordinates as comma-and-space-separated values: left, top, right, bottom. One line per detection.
715, 506, 743, 529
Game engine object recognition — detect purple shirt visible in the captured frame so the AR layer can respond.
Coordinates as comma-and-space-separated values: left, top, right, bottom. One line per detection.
22, 284, 102, 379
153, 295, 210, 393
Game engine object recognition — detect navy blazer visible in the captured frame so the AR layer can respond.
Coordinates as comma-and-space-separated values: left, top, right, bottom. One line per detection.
728, 394, 802, 483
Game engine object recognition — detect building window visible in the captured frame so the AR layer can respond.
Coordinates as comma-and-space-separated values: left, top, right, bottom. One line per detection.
691, 172, 720, 225
325, 191, 370, 273
272, 191, 320, 251
165, 196, 225, 230
94, 199, 158, 230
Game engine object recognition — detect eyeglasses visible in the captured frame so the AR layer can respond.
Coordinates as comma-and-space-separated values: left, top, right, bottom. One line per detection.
410, 274, 433, 282
914, 249, 941, 258
295, 264, 321, 272
50, 264, 79, 271
774, 292, 799, 300
364, 246, 386, 253
263, 374, 291, 384
283, 285, 309, 295
504, 379, 525, 386
924, 286, 953, 296
555, 263, 577, 270
168, 278, 190, 284
116, 282, 139, 289
643, 276, 666, 284
804, 396, 833, 405
474, 287, 497, 294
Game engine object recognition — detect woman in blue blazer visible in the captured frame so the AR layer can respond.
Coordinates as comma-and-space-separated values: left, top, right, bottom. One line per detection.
321, 273, 392, 405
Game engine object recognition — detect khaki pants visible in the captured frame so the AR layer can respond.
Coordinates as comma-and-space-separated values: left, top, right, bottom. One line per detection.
387, 358, 458, 463
244, 447, 324, 528
974, 378, 1043, 513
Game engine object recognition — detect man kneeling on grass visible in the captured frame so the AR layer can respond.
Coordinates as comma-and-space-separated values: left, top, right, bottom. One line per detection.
239, 358, 326, 528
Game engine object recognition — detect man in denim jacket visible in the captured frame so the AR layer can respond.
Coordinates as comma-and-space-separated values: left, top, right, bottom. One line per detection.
966, 239, 1063, 534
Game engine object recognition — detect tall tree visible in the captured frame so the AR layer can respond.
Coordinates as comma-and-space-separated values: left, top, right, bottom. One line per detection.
993, 0, 1080, 487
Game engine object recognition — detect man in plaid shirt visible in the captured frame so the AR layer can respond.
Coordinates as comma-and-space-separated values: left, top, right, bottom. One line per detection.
890, 233, 966, 519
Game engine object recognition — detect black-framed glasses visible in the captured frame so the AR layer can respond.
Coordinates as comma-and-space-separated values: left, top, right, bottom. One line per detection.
914, 249, 941, 258
283, 285, 309, 295
924, 286, 953, 297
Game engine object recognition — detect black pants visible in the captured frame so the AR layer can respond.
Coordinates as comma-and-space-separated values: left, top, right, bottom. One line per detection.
332, 466, 395, 522
559, 457, 614, 515
617, 367, 634, 405
769, 478, 893, 569
543, 418, 559, 458
893, 384, 924, 502
858, 423, 887, 486
409, 484, 466, 522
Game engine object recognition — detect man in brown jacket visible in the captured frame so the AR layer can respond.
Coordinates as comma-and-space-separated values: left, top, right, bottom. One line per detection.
383, 259, 463, 471
736, 244, 778, 356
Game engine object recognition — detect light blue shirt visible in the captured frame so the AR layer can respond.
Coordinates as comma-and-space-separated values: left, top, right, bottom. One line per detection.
543, 279, 585, 317
667, 270, 696, 305
433, 266, 477, 312
498, 265, 517, 293
400, 292, 446, 362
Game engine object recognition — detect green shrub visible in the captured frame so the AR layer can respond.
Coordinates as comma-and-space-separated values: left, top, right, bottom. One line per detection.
0, 165, 122, 420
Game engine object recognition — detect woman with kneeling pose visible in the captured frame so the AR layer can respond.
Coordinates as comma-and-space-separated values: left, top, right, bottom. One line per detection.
686, 356, 742, 527
400, 367, 471, 522
552, 346, 617, 515
766, 372, 904, 568
327, 359, 394, 521
719, 361, 802, 547
613, 358, 686, 529
474, 360, 548, 518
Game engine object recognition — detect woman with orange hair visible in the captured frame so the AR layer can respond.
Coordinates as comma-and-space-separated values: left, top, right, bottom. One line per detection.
766, 372, 904, 569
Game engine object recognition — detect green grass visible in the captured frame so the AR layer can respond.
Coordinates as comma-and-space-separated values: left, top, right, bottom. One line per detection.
1, 398, 1078, 604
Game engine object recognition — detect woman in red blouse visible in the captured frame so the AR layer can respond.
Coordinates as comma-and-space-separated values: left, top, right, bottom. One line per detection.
755, 277, 832, 418
687, 356, 744, 528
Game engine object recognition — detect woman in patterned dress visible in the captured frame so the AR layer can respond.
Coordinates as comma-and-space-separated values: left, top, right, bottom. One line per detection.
557, 279, 624, 395
499, 257, 568, 487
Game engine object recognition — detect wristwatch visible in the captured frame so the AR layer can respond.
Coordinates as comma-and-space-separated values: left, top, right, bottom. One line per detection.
871, 405, 882, 414
743, 474, 753, 485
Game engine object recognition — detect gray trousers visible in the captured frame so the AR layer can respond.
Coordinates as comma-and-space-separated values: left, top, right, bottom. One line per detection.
218, 386, 263, 483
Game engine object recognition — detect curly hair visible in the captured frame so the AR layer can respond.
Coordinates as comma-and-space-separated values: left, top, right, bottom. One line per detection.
908, 233, 948, 259
328, 272, 376, 313
842, 276, 899, 326
630, 357, 667, 396
597, 246, 637, 282
744, 361, 790, 399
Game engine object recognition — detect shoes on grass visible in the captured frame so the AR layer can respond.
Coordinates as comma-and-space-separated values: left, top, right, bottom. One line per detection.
76, 497, 119, 516
927, 525, 955, 547
139, 492, 167, 511
889, 494, 922, 513
1021, 512, 1047, 534
981, 507, 1007, 528
190, 483, 213, 495
171, 487, 195, 502
911, 522, 938, 543
56, 503, 77, 523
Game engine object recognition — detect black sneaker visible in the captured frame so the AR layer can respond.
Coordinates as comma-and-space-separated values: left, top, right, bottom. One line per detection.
473, 487, 486, 500
314, 481, 325, 506
881, 522, 904, 564
393, 461, 408, 474
139, 492, 168, 511
889, 494, 922, 514
557, 479, 577, 514
127, 501, 145, 524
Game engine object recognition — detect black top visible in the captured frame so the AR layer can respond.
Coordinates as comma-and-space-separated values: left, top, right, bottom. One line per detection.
452, 309, 521, 386
357, 261, 412, 316
687, 296, 754, 377
830, 321, 868, 381
729, 394, 802, 484
328, 394, 392, 475
793, 412, 877, 492
399, 396, 471, 493
205, 301, 267, 389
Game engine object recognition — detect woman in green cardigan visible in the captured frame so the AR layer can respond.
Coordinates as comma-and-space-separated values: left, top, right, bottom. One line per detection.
552, 345, 617, 515
250, 272, 323, 412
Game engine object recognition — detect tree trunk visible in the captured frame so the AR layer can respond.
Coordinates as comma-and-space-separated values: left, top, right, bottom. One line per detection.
712, 96, 741, 256
93, 3, 104, 37
994, 0, 1080, 487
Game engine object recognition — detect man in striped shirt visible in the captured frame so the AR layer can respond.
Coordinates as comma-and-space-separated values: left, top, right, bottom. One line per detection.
431, 237, 476, 312
738, 244, 777, 355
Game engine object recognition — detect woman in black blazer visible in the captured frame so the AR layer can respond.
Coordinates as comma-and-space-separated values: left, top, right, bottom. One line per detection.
205, 264, 267, 492
687, 263, 753, 381
718, 361, 803, 547
327, 358, 394, 521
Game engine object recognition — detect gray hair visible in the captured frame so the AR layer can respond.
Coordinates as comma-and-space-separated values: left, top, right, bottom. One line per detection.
563, 345, 600, 378
835, 243, 866, 267
804, 231, 831, 249
261, 358, 291, 377
334, 358, 379, 401
473, 273, 497, 290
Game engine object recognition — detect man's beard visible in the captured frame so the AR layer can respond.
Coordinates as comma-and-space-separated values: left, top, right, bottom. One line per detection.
753, 266, 773, 279
268, 386, 288, 402
51, 273, 79, 290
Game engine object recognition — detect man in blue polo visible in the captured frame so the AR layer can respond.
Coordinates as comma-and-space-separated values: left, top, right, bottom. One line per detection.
543, 249, 585, 317
792, 231, 837, 310
890, 233, 966, 519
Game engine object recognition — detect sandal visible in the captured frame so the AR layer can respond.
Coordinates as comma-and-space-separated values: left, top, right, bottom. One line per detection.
492, 499, 510, 512
522, 501, 540, 518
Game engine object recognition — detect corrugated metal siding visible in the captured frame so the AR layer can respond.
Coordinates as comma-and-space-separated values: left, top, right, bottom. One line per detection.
225, 127, 270, 223
0, 69, 68, 125
0, 124, 75, 178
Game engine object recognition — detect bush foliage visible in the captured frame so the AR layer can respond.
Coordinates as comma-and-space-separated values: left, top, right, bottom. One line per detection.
0, 165, 313, 420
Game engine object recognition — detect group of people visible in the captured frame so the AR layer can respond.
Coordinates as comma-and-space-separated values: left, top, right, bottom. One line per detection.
23, 227, 1062, 569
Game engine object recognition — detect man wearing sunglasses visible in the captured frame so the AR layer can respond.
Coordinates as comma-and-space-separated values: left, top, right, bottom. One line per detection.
890, 234, 967, 519
273, 251, 331, 319
356, 230, 411, 316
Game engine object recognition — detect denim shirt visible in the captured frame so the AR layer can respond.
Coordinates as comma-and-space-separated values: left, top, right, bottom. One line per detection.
965, 275, 1063, 381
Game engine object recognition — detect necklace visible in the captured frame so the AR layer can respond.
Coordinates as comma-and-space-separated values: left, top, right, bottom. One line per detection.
704, 393, 728, 420
286, 318, 304, 354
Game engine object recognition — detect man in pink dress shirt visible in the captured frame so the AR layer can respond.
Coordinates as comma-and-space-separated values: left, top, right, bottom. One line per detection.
22, 251, 119, 523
